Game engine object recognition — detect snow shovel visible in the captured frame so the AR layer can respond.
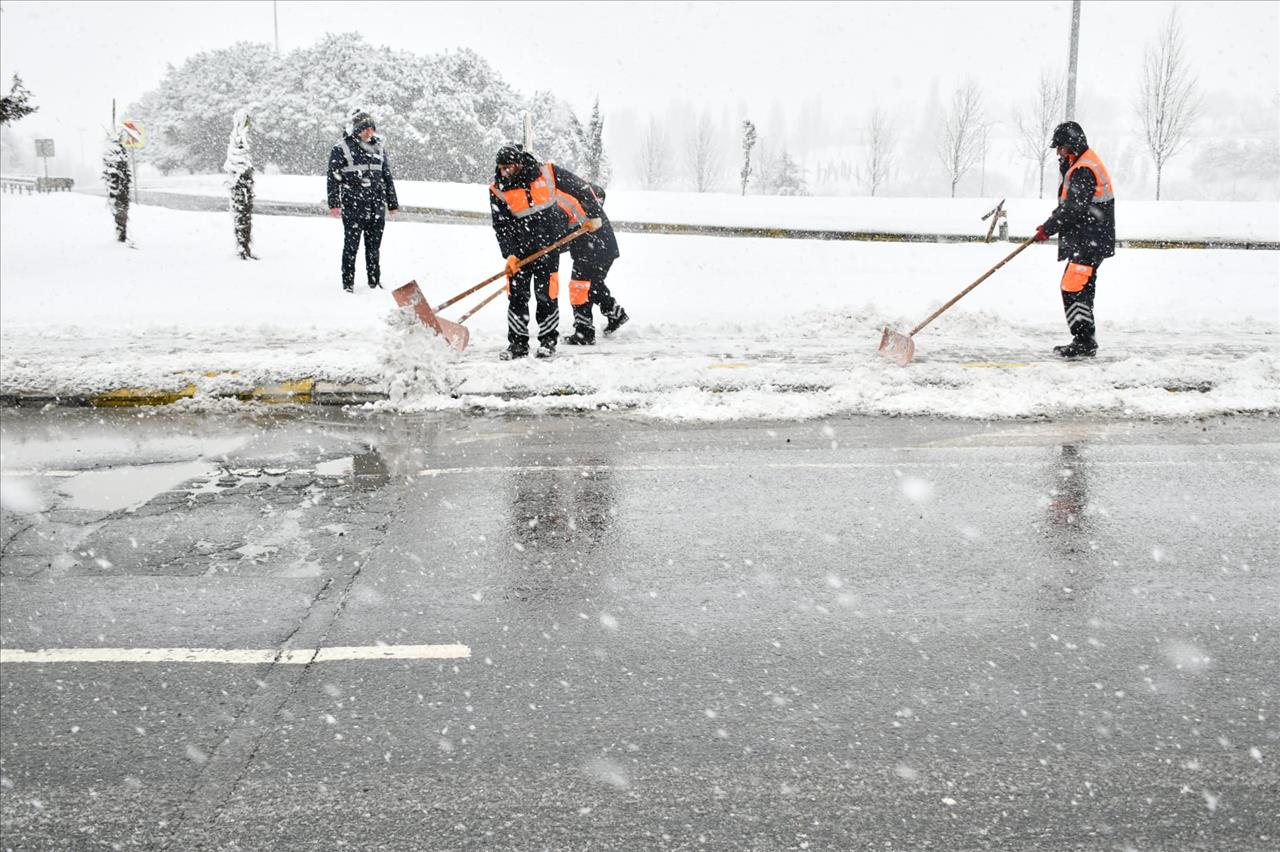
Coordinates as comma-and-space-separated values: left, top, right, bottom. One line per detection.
392, 222, 597, 352
878, 236, 1036, 366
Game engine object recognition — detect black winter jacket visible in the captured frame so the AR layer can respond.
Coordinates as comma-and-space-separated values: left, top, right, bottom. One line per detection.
489, 151, 576, 260
327, 134, 399, 218
1041, 128, 1115, 265
555, 168, 619, 260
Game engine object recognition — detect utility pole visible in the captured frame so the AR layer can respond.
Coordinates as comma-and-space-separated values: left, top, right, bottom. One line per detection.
1065, 0, 1081, 120
273, 1, 279, 53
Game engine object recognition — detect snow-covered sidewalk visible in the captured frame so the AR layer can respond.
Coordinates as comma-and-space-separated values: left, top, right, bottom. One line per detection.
1, 192, 1277, 420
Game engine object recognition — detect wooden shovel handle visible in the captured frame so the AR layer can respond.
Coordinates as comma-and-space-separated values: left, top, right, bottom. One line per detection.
910, 237, 1036, 337
453, 282, 504, 325
435, 223, 595, 312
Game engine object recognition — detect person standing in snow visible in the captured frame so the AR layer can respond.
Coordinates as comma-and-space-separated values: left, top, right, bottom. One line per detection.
489, 144, 594, 360
1033, 121, 1116, 358
557, 176, 628, 346
327, 111, 398, 292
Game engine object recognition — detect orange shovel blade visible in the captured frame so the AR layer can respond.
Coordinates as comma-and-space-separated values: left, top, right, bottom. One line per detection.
392, 281, 470, 352
877, 327, 915, 366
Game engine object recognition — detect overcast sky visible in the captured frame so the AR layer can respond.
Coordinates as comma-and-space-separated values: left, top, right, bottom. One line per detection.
3, 0, 1276, 133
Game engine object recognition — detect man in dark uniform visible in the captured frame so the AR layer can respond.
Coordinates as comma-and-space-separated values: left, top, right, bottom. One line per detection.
327, 111, 399, 292
555, 176, 628, 346
489, 145, 577, 360
1034, 121, 1116, 358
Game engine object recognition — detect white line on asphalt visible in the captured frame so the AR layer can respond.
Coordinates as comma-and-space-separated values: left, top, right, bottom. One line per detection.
413, 458, 1271, 477
0, 644, 471, 665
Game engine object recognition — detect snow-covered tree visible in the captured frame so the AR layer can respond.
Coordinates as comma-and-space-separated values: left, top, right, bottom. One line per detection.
223, 109, 255, 259
740, 119, 757, 196
128, 42, 277, 174
582, 97, 609, 184
773, 147, 807, 196
0, 75, 37, 126
102, 133, 131, 243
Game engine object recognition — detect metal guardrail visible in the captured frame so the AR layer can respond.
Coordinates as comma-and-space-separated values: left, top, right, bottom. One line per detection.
1, 175, 76, 194
73, 187, 1280, 251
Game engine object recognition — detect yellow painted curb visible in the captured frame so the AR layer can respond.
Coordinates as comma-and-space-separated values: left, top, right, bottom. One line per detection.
708, 363, 751, 370
91, 384, 198, 407
237, 378, 314, 404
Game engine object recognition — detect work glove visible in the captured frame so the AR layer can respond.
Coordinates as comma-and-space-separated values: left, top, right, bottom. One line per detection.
1033, 225, 1049, 242
329, 208, 341, 218
587, 218, 603, 232
504, 254, 520, 276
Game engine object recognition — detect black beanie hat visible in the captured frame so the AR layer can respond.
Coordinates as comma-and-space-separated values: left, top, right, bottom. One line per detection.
496, 144, 524, 165
352, 112, 376, 135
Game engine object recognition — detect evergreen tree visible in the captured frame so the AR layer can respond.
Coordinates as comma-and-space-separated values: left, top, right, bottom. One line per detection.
740, 119, 757, 196
102, 134, 131, 243
223, 109, 255, 259
0, 75, 37, 125
774, 148, 808, 196
583, 97, 608, 184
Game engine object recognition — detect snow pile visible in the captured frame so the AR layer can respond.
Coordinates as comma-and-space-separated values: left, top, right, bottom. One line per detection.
1, 192, 1277, 421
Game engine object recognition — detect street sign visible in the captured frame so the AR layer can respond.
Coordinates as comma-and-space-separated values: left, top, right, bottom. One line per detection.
35, 139, 55, 158
120, 120, 145, 148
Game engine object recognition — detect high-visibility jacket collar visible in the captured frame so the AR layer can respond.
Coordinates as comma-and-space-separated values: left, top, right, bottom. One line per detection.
492, 163, 558, 218
1062, 148, 1114, 202
491, 162, 588, 226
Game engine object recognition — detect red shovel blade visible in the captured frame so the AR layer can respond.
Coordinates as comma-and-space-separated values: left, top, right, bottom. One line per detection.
877, 327, 915, 366
392, 281, 470, 352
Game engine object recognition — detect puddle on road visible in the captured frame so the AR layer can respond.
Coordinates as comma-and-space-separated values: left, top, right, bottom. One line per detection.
58, 460, 219, 512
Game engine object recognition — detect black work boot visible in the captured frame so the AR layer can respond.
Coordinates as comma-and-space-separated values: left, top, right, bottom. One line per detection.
500, 343, 528, 361
535, 340, 556, 359
603, 307, 629, 336
564, 328, 596, 346
1053, 337, 1097, 359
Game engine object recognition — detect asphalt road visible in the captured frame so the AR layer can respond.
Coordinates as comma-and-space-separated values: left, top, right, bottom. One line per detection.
1, 409, 1277, 851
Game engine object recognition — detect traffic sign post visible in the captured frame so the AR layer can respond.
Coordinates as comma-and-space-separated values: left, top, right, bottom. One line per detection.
120, 120, 145, 204
35, 138, 55, 180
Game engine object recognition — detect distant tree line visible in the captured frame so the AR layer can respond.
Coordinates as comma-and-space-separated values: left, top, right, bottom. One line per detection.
127, 34, 598, 183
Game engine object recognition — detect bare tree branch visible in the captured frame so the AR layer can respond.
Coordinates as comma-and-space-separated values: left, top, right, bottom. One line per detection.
937, 81, 985, 198
685, 110, 723, 193
1135, 8, 1202, 200
858, 107, 895, 197
635, 115, 671, 190
1014, 70, 1064, 199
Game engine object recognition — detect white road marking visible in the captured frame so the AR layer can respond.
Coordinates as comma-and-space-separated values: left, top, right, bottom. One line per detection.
0, 644, 470, 665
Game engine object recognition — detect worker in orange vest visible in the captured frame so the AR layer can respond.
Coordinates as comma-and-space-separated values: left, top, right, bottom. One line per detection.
1033, 121, 1116, 359
490, 144, 592, 360
555, 176, 628, 346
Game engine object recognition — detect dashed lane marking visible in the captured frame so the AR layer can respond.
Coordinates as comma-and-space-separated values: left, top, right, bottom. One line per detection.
0, 644, 471, 665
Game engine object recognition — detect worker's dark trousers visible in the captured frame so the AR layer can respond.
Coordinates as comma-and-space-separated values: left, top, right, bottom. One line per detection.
1060, 259, 1101, 341
341, 214, 385, 289
569, 250, 621, 335
507, 255, 560, 349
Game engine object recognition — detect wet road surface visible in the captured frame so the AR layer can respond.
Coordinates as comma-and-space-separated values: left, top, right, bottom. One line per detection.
1, 409, 1277, 850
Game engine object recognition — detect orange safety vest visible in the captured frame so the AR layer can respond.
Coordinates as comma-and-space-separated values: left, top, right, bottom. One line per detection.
490, 163, 588, 226
1060, 148, 1115, 203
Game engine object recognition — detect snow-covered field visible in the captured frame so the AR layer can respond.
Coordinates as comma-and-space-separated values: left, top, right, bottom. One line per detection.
1, 191, 1277, 420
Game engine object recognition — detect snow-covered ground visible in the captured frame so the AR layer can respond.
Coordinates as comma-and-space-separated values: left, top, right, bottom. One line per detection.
1, 191, 1277, 421
140, 173, 1280, 243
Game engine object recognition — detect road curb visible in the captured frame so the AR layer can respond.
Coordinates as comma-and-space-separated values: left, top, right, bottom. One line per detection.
78, 189, 1280, 251
0, 380, 389, 408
